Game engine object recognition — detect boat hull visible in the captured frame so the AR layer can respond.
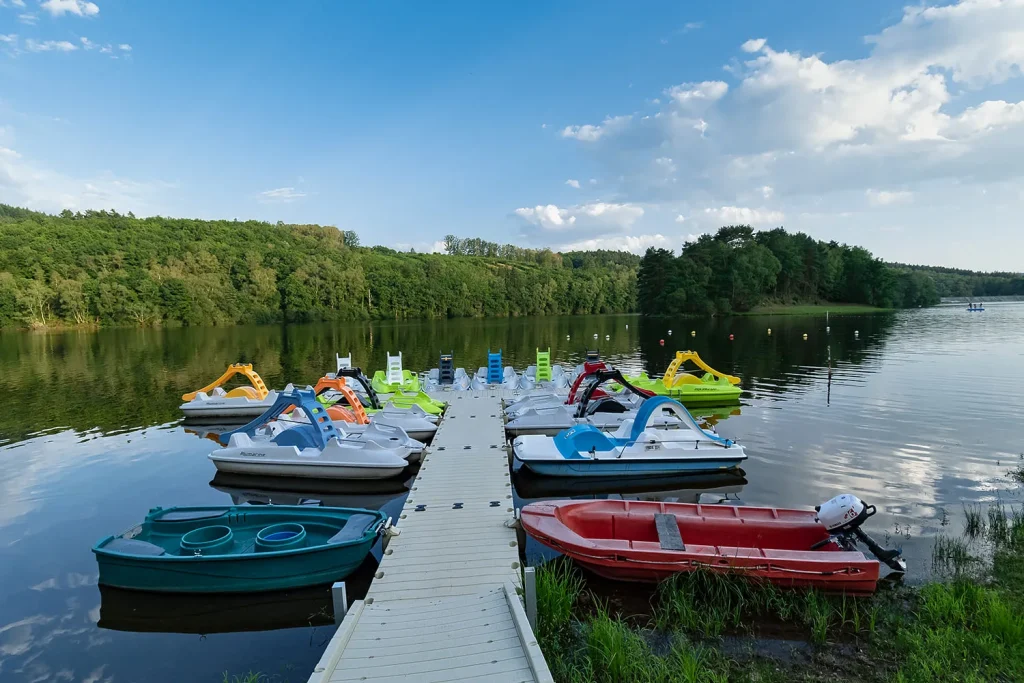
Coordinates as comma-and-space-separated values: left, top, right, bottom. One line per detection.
514, 453, 742, 477
180, 401, 276, 419
521, 500, 880, 593
209, 457, 407, 480
93, 506, 385, 593
626, 378, 741, 405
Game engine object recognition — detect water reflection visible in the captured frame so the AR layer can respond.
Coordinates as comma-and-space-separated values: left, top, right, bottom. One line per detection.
97, 584, 337, 635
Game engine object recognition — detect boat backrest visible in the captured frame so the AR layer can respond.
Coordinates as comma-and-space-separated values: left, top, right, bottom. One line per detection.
386, 352, 404, 385
327, 513, 380, 544
336, 352, 352, 372
486, 349, 503, 384
586, 348, 600, 362
555, 424, 616, 458
536, 348, 552, 382
222, 389, 340, 450
439, 351, 455, 385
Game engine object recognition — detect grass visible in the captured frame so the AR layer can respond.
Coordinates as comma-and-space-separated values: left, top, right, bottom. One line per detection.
534, 508, 1024, 683
741, 303, 892, 316
222, 673, 267, 683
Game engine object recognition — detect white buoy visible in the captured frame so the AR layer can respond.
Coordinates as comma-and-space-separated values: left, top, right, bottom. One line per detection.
854, 330, 860, 338
767, 328, 772, 335
625, 324, 629, 330
690, 330, 696, 337
566, 335, 570, 340
826, 326, 831, 334
803, 333, 808, 340
605, 334, 610, 340
668, 329, 673, 335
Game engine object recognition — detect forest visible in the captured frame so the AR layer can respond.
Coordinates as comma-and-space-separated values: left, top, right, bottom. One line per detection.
636, 225, 1024, 316
0, 205, 636, 328
0, 205, 1019, 328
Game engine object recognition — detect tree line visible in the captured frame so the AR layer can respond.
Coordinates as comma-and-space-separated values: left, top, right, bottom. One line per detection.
0, 206, 636, 328
636, 226, 1021, 316
0, 205, 1018, 328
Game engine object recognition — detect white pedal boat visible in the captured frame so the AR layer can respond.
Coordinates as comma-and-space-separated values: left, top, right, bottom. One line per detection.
505, 369, 682, 436
208, 389, 410, 480
314, 373, 439, 441
282, 408, 426, 461
180, 364, 290, 419
504, 360, 612, 415
512, 396, 746, 477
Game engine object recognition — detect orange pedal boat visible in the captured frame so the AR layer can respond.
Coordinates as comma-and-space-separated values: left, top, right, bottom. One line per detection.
521, 498, 904, 594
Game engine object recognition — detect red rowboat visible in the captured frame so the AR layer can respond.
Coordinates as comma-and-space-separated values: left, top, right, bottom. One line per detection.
521, 499, 883, 593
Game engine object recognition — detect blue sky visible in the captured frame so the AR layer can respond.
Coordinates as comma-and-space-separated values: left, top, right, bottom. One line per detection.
2, 0, 1024, 270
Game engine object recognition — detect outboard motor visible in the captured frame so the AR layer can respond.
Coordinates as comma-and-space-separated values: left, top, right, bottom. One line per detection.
813, 494, 907, 573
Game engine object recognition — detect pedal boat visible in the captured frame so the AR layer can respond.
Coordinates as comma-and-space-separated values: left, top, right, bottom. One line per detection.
625, 351, 741, 405
513, 396, 744, 476
180, 364, 283, 418
208, 389, 410, 480
93, 504, 388, 593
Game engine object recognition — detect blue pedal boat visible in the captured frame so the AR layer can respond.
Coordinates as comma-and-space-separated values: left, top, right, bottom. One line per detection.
93, 505, 388, 593
512, 396, 747, 477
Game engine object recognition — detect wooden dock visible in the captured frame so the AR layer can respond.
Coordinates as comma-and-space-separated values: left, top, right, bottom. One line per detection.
309, 392, 553, 683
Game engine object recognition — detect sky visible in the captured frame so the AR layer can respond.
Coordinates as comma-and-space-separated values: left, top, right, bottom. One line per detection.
1, 0, 1024, 270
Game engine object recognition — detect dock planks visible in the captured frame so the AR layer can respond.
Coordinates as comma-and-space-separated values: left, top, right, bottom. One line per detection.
309, 392, 553, 683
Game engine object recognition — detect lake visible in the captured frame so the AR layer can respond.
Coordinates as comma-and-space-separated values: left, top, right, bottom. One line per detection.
1, 306, 1021, 682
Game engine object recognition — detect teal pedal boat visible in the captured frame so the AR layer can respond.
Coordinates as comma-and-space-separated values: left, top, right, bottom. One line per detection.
93, 505, 388, 593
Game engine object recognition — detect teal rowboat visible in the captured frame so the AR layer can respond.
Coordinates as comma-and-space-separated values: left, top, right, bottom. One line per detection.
93, 505, 387, 593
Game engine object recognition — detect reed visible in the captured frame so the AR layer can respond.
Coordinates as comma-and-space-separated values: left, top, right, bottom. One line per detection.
963, 503, 985, 537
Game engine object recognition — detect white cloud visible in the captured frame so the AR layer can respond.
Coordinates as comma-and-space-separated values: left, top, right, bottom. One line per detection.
0, 0, 27, 6
79, 36, 94, 49
118, 43, 131, 52
589, 178, 598, 184
514, 202, 644, 235
741, 38, 767, 53
18, 13, 36, 24
0, 34, 17, 44
703, 206, 784, 225
560, 114, 632, 142
99, 44, 111, 53
761, 185, 774, 199
558, 233, 671, 254
565, 178, 580, 189
674, 214, 686, 223
258, 187, 307, 203
0, 144, 171, 213
25, 39, 77, 52
683, 21, 703, 32
665, 80, 728, 104
866, 189, 913, 206
654, 157, 677, 173
41, 0, 99, 17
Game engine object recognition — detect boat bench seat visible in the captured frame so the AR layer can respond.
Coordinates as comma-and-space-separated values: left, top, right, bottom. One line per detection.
654, 513, 685, 550
106, 538, 167, 556
327, 514, 379, 544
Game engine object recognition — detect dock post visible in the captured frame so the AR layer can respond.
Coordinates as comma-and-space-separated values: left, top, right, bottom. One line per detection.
332, 581, 348, 623
524, 566, 537, 630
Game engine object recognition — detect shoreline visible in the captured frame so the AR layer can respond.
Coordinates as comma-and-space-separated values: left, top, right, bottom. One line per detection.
534, 493, 1024, 683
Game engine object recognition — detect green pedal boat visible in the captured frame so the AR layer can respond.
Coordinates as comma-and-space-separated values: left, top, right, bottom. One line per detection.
626, 350, 742, 405
370, 351, 421, 394
93, 505, 388, 593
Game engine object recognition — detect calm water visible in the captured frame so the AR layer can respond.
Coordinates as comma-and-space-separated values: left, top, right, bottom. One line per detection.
1, 307, 1022, 682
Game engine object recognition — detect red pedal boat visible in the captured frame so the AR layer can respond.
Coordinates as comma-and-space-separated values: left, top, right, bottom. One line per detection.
521, 498, 905, 594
